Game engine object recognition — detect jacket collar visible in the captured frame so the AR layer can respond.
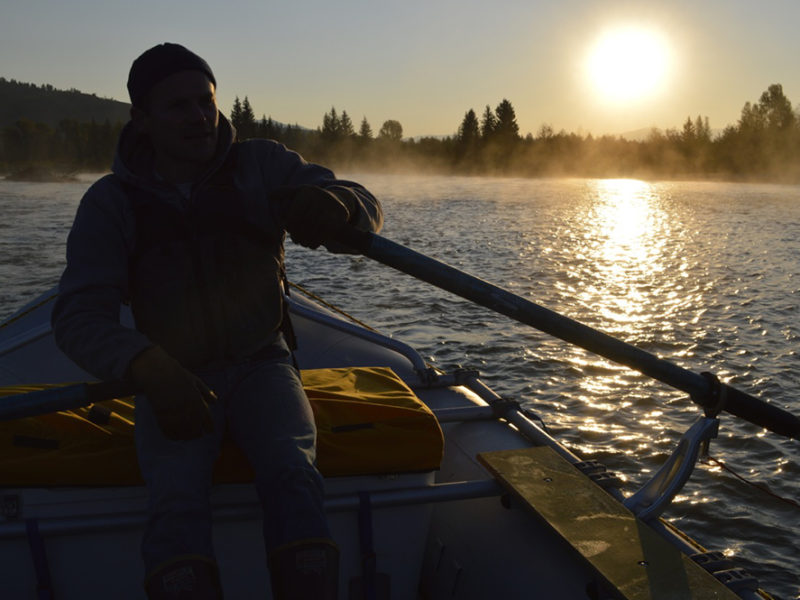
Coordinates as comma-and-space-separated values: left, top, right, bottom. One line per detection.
112, 114, 237, 194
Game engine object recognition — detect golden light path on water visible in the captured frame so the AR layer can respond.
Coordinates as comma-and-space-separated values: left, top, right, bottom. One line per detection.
556, 180, 702, 481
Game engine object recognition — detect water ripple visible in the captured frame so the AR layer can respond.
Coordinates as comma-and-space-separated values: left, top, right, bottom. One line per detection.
2, 174, 799, 598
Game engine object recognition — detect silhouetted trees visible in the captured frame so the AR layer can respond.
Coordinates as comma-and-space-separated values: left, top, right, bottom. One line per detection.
1, 117, 121, 172
378, 120, 403, 142
230, 96, 258, 140
4, 80, 800, 183
358, 117, 373, 140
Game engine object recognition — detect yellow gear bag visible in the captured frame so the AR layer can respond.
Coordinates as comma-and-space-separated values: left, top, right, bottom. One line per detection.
0, 366, 443, 486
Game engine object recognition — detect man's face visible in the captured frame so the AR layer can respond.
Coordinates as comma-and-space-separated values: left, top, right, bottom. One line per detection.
135, 70, 220, 167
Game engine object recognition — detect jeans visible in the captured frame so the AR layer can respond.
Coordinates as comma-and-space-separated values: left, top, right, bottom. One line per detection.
134, 339, 330, 574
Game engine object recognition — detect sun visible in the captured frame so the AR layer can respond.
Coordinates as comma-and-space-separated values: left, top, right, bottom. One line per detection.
585, 27, 672, 105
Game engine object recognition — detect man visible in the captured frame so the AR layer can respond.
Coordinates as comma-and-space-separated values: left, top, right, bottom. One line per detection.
51, 43, 383, 599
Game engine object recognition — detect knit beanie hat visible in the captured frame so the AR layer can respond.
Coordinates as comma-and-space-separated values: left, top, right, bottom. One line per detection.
127, 43, 216, 108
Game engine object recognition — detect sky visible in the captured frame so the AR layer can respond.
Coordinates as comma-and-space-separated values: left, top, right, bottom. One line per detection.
2, 0, 800, 139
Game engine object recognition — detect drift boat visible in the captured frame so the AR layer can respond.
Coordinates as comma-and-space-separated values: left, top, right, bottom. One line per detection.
2, 231, 797, 600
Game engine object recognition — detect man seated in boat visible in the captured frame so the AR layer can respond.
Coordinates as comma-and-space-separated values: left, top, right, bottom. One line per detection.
51, 42, 383, 600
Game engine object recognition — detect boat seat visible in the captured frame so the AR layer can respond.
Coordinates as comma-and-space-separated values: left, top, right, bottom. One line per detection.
477, 447, 740, 600
0, 367, 444, 486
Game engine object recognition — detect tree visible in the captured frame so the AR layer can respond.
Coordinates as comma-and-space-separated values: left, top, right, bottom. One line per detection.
494, 99, 520, 143
340, 110, 355, 137
759, 83, 795, 131
358, 116, 373, 140
457, 109, 480, 145
321, 107, 341, 142
378, 119, 403, 142
480, 105, 496, 139
695, 115, 711, 142
238, 97, 257, 139
536, 124, 554, 140
258, 115, 283, 140
230, 97, 243, 130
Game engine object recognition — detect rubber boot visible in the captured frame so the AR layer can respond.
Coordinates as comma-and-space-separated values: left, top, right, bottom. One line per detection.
144, 556, 224, 600
268, 539, 339, 600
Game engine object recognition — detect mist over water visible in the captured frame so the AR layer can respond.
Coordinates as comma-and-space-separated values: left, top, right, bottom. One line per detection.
2, 174, 799, 598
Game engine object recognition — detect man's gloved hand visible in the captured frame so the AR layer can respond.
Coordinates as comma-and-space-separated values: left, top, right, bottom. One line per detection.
277, 186, 356, 249
128, 346, 216, 441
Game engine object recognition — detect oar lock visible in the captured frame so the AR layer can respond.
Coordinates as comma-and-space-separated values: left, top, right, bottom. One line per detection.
694, 372, 727, 419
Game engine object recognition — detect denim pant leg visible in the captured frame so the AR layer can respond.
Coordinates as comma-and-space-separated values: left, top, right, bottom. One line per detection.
135, 391, 226, 574
225, 357, 330, 552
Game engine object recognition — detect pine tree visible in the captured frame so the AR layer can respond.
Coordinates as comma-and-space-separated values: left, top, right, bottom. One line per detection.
457, 109, 480, 145
480, 105, 496, 139
494, 99, 520, 143
340, 110, 355, 137
359, 116, 373, 140
239, 97, 257, 139
230, 97, 243, 131
322, 107, 341, 142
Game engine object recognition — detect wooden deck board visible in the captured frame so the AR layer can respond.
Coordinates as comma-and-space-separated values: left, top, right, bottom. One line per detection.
477, 447, 740, 600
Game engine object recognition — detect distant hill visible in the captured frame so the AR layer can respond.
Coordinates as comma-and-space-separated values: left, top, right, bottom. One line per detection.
0, 78, 130, 129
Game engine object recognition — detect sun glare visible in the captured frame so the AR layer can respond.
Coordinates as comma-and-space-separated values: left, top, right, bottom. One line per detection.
585, 27, 672, 105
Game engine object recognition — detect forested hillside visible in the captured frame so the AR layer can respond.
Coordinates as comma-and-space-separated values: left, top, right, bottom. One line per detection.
0, 78, 129, 128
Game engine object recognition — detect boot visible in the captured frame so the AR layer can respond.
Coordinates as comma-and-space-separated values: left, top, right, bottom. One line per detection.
144, 556, 224, 600
268, 539, 339, 600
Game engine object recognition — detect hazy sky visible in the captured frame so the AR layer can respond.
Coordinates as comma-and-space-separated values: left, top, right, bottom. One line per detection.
2, 0, 799, 138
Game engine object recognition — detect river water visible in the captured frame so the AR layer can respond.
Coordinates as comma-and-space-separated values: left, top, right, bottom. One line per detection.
1, 173, 799, 598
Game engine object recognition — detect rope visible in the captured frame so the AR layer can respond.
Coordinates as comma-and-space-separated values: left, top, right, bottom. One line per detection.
288, 281, 380, 333
702, 454, 800, 510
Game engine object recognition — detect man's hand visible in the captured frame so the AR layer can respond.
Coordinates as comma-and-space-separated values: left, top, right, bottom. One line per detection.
277, 186, 355, 249
128, 346, 216, 441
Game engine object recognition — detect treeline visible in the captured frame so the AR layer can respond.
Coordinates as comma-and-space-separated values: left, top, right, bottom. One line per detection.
0, 78, 128, 174
1, 117, 122, 172
237, 84, 800, 182
2, 78, 800, 182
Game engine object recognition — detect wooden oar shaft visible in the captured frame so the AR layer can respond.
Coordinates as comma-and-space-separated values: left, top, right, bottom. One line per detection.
339, 229, 799, 440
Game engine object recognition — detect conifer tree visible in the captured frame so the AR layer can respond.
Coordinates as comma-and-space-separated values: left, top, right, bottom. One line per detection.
457, 109, 480, 145
480, 105, 496, 139
340, 110, 355, 137
322, 107, 341, 142
238, 97, 257, 139
359, 116, 373, 140
230, 97, 243, 130
494, 99, 520, 143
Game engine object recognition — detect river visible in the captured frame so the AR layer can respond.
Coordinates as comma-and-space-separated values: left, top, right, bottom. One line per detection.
1, 173, 799, 598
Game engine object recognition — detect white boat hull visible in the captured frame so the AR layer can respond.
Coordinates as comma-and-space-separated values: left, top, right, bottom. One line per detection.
0, 289, 765, 599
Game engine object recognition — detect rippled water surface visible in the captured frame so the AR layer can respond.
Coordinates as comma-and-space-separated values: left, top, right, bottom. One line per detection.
2, 174, 799, 598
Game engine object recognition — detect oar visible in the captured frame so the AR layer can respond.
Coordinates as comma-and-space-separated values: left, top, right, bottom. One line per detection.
0, 380, 135, 421
334, 228, 800, 440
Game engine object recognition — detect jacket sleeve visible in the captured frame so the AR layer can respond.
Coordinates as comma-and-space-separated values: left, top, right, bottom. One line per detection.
51, 177, 153, 381
246, 139, 383, 249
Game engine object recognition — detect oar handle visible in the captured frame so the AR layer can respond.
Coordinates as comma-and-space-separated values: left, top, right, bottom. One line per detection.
0, 380, 135, 421
334, 228, 800, 440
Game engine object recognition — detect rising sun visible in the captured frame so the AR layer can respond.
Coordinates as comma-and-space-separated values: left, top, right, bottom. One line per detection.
585, 27, 672, 105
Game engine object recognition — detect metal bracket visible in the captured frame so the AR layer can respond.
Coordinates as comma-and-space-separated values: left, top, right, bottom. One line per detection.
623, 416, 719, 522
574, 460, 624, 491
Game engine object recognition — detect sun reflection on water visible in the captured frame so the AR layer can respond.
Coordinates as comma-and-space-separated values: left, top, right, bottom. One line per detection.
587, 178, 670, 331
565, 178, 678, 433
